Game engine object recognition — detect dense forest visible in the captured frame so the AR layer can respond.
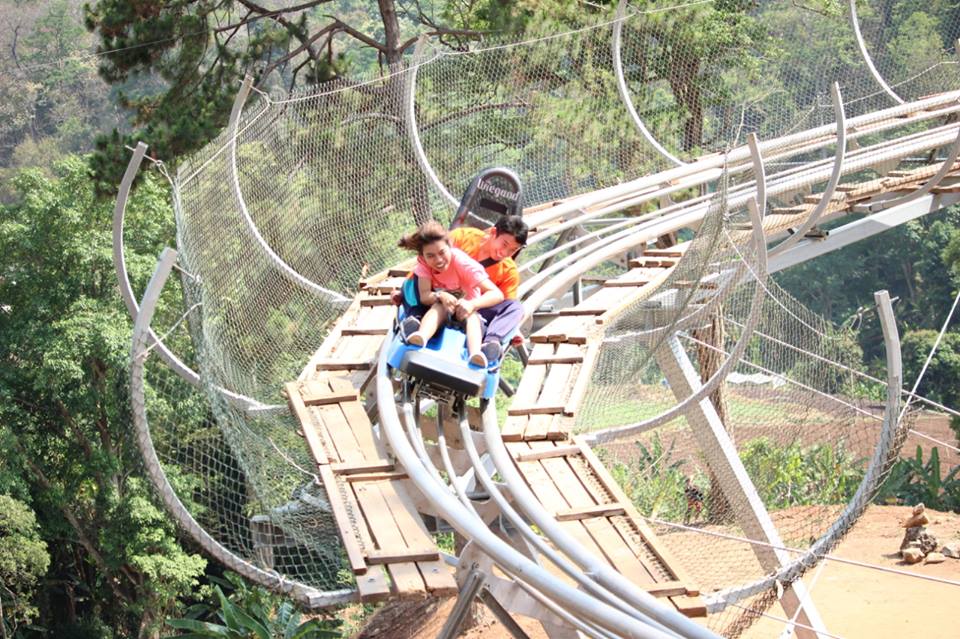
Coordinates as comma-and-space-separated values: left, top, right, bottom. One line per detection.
2, 0, 960, 637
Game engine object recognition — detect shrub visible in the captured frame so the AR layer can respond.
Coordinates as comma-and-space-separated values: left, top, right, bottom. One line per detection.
600, 434, 707, 522
739, 438, 865, 509
875, 446, 960, 512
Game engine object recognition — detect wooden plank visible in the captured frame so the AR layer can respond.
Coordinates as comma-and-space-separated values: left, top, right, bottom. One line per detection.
341, 326, 391, 336
637, 580, 688, 597
559, 286, 630, 316
521, 413, 559, 440
574, 437, 700, 592
514, 449, 615, 580
564, 340, 600, 417
508, 363, 548, 413
627, 256, 677, 268
669, 594, 708, 617
531, 314, 589, 344
308, 297, 362, 368
595, 268, 672, 326
317, 465, 368, 575
500, 415, 528, 441
527, 342, 583, 365
643, 244, 687, 258
605, 267, 661, 287
352, 481, 426, 596
386, 484, 458, 595
316, 402, 364, 464
315, 358, 373, 371
330, 378, 387, 460
346, 471, 409, 482
514, 444, 582, 462
366, 276, 407, 294
366, 548, 440, 565
548, 454, 672, 590
331, 459, 394, 474
510, 361, 574, 416
359, 295, 394, 307
539, 456, 658, 588
334, 471, 393, 602
355, 569, 393, 603
555, 503, 627, 521
285, 382, 334, 465
300, 380, 358, 406
768, 206, 808, 215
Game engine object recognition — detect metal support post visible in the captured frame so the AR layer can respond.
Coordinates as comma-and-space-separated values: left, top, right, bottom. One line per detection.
655, 335, 832, 639
478, 590, 532, 639
437, 565, 488, 639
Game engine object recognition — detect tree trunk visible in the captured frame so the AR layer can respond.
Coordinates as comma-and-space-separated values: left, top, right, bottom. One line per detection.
692, 309, 734, 520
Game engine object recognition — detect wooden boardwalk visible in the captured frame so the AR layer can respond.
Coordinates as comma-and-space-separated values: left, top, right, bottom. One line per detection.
283, 158, 959, 609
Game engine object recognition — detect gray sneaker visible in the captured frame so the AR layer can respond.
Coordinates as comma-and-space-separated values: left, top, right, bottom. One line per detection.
400, 316, 421, 343
480, 341, 502, 363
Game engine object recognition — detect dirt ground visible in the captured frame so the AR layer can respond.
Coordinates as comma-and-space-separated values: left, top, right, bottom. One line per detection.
387, 505, 960, 639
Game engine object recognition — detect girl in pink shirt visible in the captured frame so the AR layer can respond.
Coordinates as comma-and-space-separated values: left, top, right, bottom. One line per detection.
398, 221, 504, 367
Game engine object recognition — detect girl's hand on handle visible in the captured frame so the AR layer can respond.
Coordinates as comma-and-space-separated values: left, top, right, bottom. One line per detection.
438, 291, 457, 314
454, 299, 475, 321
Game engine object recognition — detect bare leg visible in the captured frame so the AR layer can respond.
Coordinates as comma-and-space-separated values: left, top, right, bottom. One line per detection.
465, 313, 487, 367
409, 302, 447, 346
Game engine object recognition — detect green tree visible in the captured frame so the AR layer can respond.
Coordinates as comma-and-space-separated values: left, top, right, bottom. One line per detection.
82, 0, 515, 194
0, 494, 50, 636
0, 156, 205, 638
0, 1, 121, 170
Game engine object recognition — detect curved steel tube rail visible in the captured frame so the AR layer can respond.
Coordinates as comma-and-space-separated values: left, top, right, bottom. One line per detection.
524, 90, 960, 230
612, 0, 686, 168
848, 0, 904, 105
409, 406, 675, 637
588, 198, 769, 444
375, 346, 699, 639
519, 118, 960, 318
705, 288, 904, 612
525, 93, 960, 256
477, 202, 765, 616
769, 82, 848, 257
130, 248, 355, 609
227, 76, 350, 304
405, 35, 459, 209
114, 143, 199, 386
113, 143, 278, 413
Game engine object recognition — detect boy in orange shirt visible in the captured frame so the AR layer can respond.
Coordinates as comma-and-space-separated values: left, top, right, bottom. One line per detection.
449, 216, 527, 363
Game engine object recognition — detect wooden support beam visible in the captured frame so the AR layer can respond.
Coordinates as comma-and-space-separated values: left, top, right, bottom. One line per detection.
513, 444, 583, 461
315, 359, 373, 371
317, 465, 368, 575
331, 459, 395, 475
554, 503, 627, 521
365, 548, 441, 565
345, 471, 409, 482
300, 382, 358, 406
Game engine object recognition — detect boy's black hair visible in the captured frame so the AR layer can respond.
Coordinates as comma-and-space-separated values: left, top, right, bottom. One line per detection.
493, 215, 528, 246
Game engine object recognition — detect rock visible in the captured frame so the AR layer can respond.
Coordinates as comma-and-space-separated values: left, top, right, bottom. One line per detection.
913, 503, 926, 516
900, 526, 922, 550
903, 511, 930, 528
941, 543, 960, 559
902, 547, 924, 564
925, 552, 946, 564
918, 531, 939, 555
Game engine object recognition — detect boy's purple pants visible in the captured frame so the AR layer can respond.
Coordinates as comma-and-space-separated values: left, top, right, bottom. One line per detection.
477, 298, 523, 344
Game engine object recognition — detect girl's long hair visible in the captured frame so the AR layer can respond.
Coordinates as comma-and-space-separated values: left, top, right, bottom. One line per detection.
398, 220, 448, 253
